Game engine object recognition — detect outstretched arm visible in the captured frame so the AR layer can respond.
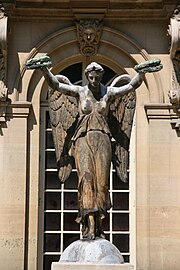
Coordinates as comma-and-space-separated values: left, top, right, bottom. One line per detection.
107, 72, 145, 98
41, 67, 80, 97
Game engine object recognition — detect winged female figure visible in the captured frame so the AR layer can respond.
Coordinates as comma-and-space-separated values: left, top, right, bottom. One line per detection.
26, 57, 162, 240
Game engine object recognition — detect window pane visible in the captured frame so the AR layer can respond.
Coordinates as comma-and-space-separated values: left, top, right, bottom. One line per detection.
112, 213, 129, 231
102, 213, 110, 231
64, 213, 80, 231
101, 64, 116, 85
123, 255, 130, 263
46, 131, 54, 149
45, 192, 61, 210
64, 192, 78, 210
113, 192, 129, 210
46, 111, 51, 129
63, 234, 80, 250
64, 172, 78, 189
44, 234, 60, 252
60, 63, 82, 85
113, 173, 129, 190
113, 234, 129, 253
46, 151, 56, 169
45, 171, 61, 189
43, 255, 59, 270
44, 213, 61, 231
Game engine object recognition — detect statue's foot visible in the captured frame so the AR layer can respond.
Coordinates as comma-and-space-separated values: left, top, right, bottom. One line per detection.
87, 232, 95, 240
87, 213, 95, 240
82, 225, 89, 238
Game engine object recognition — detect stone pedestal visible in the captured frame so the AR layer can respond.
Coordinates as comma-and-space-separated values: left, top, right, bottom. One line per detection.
60, 238, 124, 264
51, 263, 134, 270
51, 239, 134, 270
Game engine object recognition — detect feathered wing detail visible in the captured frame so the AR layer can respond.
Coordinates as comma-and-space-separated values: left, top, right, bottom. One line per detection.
108, 74, 136, 183
48, 75, 79, 182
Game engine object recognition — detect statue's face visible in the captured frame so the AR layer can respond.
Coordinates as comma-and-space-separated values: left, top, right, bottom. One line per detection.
87, 70, 103, 88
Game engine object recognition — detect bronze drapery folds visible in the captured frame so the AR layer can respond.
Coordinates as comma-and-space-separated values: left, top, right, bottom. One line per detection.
26, 57, 162, 239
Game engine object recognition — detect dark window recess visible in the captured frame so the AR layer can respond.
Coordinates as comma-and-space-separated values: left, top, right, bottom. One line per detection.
44, 234, 60, 252
60, 63, 82, 85
45, 171, 60, 189
123, 255, 130, 263
102, 213, 110, 231
113, 173, 129, 190
45, 192, 61, 210
101, 64, 116, 86
45, 151, 57, 169
44, 213, 61, 231
46, 111, 51, 129
112, 213, 129, 231
63, 234, 80, 251
46, 131, 54, 149
64, 192, 78, 210
64, 213, 80, 231
43, 255, 59, 270
113, 192, 129, 210
113, 234, 129, 253
64, 172, 78, 190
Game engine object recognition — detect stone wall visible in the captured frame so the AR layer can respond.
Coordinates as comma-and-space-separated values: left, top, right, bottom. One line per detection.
0, 1, 179, 270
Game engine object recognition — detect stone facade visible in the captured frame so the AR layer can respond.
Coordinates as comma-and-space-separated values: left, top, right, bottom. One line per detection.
0, 1, 179, 270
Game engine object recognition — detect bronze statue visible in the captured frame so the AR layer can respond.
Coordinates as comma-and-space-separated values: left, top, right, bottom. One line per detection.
26, 57, 162, 240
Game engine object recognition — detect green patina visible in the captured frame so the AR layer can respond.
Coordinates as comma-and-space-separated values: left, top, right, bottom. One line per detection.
25, 55, 52, 69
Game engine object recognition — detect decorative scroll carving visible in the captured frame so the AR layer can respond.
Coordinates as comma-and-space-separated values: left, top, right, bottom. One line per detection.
76, 19, 103, 57
168, 6, 180, 120
0, 4, 8, 124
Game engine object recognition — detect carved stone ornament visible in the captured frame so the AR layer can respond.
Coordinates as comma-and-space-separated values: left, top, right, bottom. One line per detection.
168, 6, 180, 120
76, 19, 103, 57
168, 6, 180, 60
0, 4, 8, 124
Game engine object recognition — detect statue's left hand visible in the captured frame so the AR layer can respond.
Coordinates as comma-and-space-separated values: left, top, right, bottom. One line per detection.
25, 56, 52, 70
134, 58, 163, 73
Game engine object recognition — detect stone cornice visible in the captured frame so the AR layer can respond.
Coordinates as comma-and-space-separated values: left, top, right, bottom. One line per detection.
5, 0, 177, 21
145, 103, 173, 120
7, 101, 32, 118
144, 103, 180, 131
0, 101, 31, 125
144, 103, 180, 130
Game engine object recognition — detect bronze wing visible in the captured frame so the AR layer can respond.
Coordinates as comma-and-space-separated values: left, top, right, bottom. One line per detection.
108, 74, 136, 183
48, 75, 79, 182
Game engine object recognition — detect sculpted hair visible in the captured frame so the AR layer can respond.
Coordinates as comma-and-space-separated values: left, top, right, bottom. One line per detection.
85, 62, 104, 76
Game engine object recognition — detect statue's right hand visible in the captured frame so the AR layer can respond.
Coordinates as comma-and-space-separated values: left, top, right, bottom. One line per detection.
25, 56, 52, 70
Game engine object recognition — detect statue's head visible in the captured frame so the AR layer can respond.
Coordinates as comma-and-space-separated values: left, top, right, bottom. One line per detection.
85, 62, 104, 87
85, 62, 104, 75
